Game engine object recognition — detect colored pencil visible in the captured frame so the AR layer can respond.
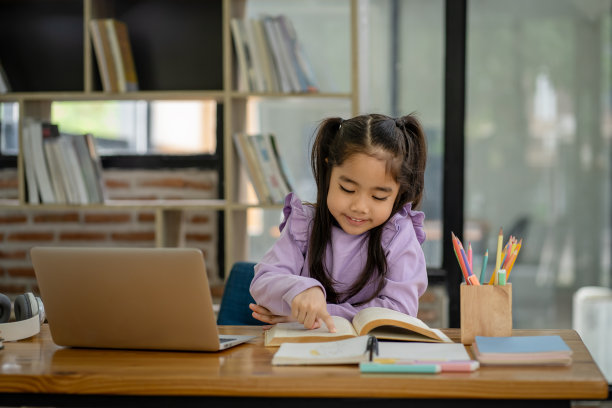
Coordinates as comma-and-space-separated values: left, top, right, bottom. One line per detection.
489, 227, 503, 285
452, 233, 469, 283
505, 239, 522, 279
480, 249, 488, 284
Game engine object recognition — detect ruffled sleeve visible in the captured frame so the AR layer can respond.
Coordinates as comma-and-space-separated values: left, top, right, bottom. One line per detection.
382, 202, 426, 248
249, 193, 323, 316
278, 192, 312, 254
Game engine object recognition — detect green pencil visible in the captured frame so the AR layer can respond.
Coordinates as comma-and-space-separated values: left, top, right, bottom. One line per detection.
480, 250, 488, 284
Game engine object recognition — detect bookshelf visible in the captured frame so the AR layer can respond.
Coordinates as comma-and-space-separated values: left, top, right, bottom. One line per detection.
0, 0, 359, 277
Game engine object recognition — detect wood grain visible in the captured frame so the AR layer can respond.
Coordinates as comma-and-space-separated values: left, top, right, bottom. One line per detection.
0, 326, 608, 400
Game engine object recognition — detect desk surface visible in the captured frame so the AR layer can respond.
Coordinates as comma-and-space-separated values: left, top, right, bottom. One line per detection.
0, 326, 608, 401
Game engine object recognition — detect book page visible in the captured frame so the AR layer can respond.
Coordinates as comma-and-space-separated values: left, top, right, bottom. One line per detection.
377, 342, 471, 361
265, 316, 357, 346
352, 307, 433, 335
272, 336, 370, 365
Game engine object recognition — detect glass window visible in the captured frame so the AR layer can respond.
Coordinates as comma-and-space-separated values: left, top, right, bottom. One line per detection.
360, 0, 445, 268
466, 0, 612, 328
51, 100, 217, 155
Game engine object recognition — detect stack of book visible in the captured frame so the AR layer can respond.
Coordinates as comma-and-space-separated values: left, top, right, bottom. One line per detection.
22, 119, 106, 205
89, 18, 139, 93
233, 133, 293, 205
231, 15, 318, 93
472, 335, 573, 366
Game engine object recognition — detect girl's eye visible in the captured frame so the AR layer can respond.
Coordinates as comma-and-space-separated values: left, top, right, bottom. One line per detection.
373, 196, 388, 201
340, 185, 354, 193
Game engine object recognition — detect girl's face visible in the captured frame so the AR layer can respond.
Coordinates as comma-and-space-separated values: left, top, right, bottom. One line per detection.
327, 152, 400, 235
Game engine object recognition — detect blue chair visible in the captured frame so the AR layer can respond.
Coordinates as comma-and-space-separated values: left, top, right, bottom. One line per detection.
217, 262, 266, 325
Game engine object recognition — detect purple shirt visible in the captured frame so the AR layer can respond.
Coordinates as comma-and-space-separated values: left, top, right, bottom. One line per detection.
250, 192, 428, 320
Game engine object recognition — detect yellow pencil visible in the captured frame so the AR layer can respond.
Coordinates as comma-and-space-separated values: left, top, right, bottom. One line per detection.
489, 227, 503, 285
506, 239, 522, 279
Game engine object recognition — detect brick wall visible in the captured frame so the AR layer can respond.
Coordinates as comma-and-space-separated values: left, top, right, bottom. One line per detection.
0, 168, 219, 298
0, 167, 449, 327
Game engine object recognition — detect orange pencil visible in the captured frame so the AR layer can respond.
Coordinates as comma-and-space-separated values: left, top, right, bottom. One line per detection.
506, 239, 522, 279
452, 233, 469, 283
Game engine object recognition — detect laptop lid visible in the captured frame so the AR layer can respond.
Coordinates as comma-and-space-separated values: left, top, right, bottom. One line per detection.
31, 247, 252, 352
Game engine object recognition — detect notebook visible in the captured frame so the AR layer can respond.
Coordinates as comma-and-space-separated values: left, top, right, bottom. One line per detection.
472, 335, 573, 365
31, 246, 255, 352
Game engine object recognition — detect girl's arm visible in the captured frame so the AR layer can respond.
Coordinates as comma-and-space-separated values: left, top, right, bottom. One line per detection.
249, 223, 325, 317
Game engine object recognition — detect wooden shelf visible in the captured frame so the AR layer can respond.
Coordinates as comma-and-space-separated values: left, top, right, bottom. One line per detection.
0, 0, 358, 277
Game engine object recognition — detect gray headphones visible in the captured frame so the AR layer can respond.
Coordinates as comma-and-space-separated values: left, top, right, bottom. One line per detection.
0, 292, 45, 342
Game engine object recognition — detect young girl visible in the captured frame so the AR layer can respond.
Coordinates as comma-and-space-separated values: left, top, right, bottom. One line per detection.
249, 113, 428, 332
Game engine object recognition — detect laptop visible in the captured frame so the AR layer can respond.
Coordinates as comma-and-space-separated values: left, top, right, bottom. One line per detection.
31, 247, 255, 351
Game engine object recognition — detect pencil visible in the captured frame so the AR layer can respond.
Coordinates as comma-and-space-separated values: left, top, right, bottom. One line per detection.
505, 239, 522, 280
452, 233, 469, 283
489, 227, 503, 285
468, 242, 473, 271
480, 249, 488, 284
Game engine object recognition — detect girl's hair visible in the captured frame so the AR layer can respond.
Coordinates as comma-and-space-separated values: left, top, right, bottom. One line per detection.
308, 113, 427, 304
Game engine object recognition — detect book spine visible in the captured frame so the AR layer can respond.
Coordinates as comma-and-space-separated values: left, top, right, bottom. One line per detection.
21, 124, 40, 204
262, 16, 291, 93
230, 18, 250, 92
105, 19, 126, 92
28, 120, 56, 204
249, 134, 285, 203
233, 132, 272, 204
113, 20, 139, 91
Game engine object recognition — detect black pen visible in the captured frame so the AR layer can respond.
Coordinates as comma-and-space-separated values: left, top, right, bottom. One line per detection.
366, 336, 379, 362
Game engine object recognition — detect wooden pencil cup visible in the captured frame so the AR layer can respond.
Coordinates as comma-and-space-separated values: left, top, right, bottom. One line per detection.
460, 283, 512, 345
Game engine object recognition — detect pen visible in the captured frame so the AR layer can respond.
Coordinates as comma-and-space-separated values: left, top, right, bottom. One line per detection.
366, 336, 379, 362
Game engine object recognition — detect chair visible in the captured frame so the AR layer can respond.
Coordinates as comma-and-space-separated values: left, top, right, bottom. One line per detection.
216, 262, 266, 325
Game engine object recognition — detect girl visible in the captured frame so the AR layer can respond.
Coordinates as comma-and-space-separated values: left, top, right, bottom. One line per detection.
249, 113, 428, 332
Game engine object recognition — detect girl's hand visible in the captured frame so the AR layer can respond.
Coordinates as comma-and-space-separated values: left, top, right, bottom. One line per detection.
291, 287, 337, 333
249, 303, 294, 325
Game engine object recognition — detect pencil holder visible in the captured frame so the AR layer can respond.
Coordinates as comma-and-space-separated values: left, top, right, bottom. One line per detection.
460, 283, 512, 345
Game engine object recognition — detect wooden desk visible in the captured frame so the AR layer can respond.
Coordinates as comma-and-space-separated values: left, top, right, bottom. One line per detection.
0, 326, 608, 408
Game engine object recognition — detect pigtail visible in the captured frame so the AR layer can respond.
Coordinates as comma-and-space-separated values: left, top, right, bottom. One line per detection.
395, 113, 427, 210
309, 117, 344, 303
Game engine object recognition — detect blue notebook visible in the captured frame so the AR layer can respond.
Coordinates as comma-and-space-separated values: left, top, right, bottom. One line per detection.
473, 335, 572, 365
475, 335, 570, 354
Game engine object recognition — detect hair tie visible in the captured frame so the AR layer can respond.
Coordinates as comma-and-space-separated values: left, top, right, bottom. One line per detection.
395, 118, 403, 128
339, 118, 344, 130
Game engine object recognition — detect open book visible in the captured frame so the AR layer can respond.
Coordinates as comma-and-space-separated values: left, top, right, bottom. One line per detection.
265, 306, 452, 346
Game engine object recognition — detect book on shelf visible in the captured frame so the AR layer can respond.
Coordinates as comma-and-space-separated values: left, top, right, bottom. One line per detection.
261, 15, 291, 93
230, 18, 251, 92
233, 132, 293, 205
106, 19, 139, 92
276, 15, 318, 93
231, 15, 317, 93
472, 335, 573, 366
233, 132, 272, 204
21, 121, 41, 204
265, 306, 453, 347
22, 119, 105, 205
249, 133, 289, 203
0, 59, 11, 94
89, 19, 119, 92
23, 119, 56, 204
272, 335, 475, 368
89, 18, 138, 92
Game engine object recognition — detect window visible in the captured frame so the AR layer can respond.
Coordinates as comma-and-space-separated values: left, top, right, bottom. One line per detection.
0, 100, 218, 163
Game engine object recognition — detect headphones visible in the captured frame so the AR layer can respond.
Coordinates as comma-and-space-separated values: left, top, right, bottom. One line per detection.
0, 292, 45, 342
